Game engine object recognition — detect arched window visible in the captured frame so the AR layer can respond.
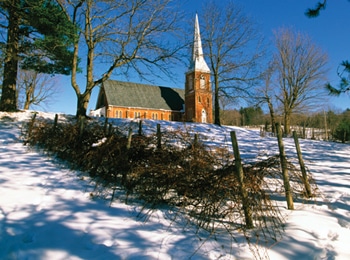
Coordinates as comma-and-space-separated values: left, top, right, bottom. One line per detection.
134, 112, 140, 119
116, 110, 122, 118
200, 74, 205, 89
152, 113, 158, 120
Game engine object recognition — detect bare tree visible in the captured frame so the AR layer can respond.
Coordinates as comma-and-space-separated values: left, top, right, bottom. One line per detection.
272, 28, 329, 135
17, 70, 60, 110
255, 64, 278, 134
56, 0, 184, 118
200, 0, 264, 125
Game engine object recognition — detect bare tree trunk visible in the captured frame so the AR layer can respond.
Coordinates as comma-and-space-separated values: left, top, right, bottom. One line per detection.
76, 92, 91, 118
284, 111, 291, 136
267, 98, 276, 134
323, 110, 328, 140
0, 0, 19, 112
23, 82, 34, 110
214, 75, 221, 126
23, 98, 30, 110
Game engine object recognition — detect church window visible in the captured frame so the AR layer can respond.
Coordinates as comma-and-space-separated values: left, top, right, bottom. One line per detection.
116, 110, 122, 118
198, 96, 201, 103
152, 113, 158, 120
134, 112, 140, 119
200, 74, 205, 89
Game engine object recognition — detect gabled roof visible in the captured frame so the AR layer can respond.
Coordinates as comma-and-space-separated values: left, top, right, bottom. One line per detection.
100, 80, 185, 111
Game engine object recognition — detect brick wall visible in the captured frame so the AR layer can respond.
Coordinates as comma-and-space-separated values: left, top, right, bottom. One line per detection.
105, 106, 183, 121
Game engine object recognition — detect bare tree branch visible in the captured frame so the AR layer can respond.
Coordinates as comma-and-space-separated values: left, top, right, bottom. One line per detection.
56, 0, 184, 117
17, 70, 60, 110
272, 27, 329, 134
201, 0, 265, 125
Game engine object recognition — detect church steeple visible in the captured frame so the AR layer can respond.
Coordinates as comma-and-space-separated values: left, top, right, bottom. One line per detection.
184, 14, 212, 124
189, 14, 210, 73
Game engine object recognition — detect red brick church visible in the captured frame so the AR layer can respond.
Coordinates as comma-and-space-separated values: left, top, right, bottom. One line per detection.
91, 15, 213, 123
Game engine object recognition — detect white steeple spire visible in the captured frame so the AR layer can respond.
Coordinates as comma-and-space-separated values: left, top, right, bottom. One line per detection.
189, 14, 210, 73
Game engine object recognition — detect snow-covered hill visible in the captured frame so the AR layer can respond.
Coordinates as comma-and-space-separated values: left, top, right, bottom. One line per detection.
1, 111, 349, 259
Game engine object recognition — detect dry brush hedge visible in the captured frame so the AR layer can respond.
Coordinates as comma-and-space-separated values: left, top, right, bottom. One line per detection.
23, 115, 318, 257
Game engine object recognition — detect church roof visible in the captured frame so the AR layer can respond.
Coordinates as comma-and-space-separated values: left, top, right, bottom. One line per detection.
100, 80, 185, 111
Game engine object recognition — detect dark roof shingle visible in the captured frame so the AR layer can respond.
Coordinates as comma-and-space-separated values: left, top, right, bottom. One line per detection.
103, 80, 185, 111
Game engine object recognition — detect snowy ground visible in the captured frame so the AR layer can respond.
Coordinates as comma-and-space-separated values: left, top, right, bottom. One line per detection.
0, 111, 349, 260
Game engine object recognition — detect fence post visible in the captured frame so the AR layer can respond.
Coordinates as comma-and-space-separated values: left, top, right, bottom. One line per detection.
127, 127, 133, 150
108, 123, 113, 136
157, 124, 161, 149
28, 112, 37, 138
138, 120, 143, 136
53, 114, 58, 130
104, 117, 108, 135
275, 123, 294, 210
193, 133, 199, 147
230, 131, 254, 229
292, 131, 312, 197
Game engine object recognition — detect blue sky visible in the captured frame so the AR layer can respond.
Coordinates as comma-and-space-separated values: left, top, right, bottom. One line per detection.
46, 0, 350, 115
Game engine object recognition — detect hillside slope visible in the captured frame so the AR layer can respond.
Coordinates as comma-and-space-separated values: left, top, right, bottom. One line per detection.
0, 111, 349, 259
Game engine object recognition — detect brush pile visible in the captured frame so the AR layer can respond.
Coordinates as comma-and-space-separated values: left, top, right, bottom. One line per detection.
24, 114, 318, 258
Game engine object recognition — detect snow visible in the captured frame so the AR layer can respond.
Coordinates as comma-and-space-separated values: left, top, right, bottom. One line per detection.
1, 110, 350, 259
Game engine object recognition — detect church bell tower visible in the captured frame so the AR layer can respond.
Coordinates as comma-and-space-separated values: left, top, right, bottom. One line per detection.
185, 14, 212, 123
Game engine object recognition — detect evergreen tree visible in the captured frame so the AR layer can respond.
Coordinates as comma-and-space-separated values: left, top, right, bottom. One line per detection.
0, 0, 75, 112
306, 0, 350, 95
334, 109, 350, 142
239, 106, 264, 126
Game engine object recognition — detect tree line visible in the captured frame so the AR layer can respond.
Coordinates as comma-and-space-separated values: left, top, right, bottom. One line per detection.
0, 0, 349, 132
221, 106, 350, 142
